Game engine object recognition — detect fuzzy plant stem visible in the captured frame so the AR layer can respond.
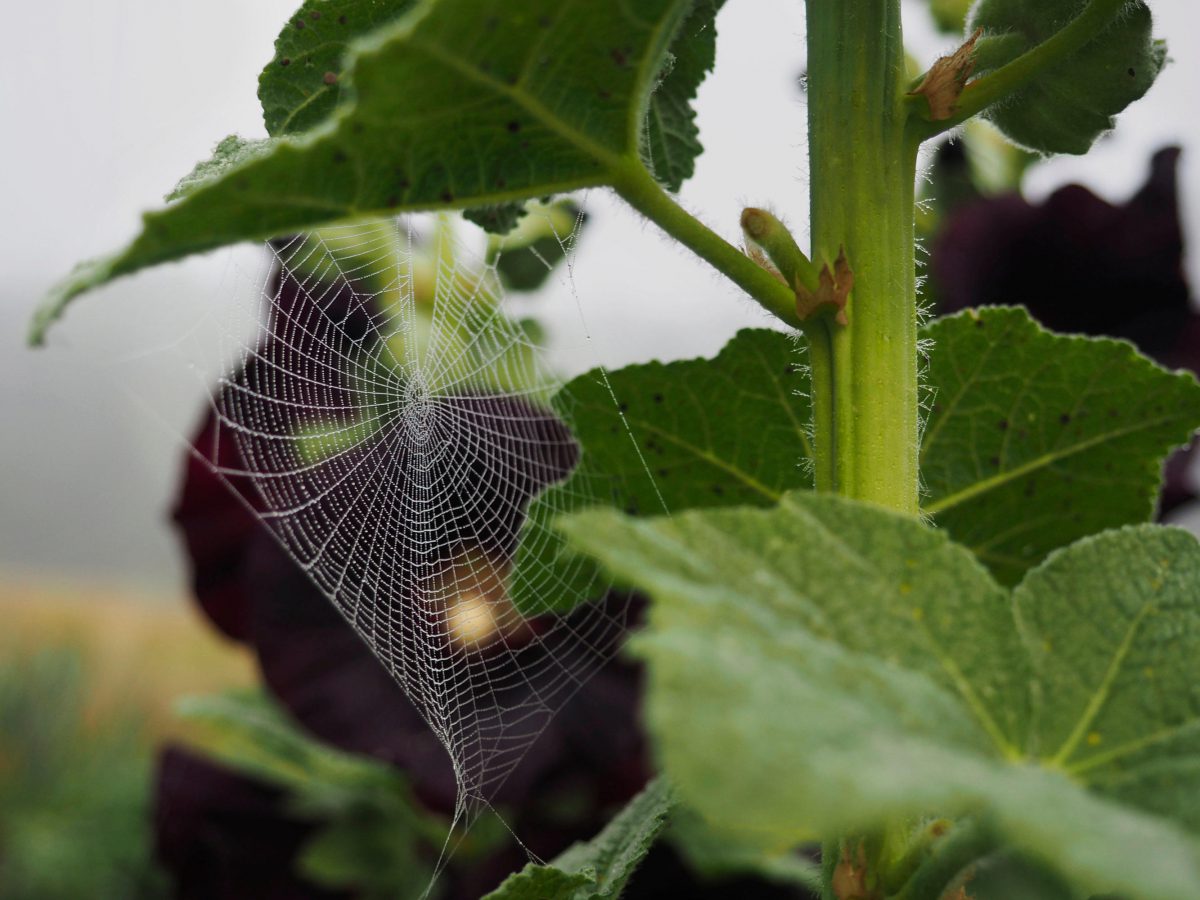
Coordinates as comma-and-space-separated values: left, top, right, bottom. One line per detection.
806, 0, 920, 514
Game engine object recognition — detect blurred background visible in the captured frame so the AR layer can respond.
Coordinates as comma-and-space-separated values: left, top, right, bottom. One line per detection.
2, 0, 1199, 897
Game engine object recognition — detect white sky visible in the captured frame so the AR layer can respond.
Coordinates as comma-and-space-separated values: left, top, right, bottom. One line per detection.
2, 0, 1198, 590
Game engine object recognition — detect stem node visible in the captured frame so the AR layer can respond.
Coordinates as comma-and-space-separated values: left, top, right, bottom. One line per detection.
797, 246, 853, 327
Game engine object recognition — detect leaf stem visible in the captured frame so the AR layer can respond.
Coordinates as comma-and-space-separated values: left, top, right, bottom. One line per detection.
610, 162, 803, 330
909, 0, 1131, 139
890, 820, 997, 900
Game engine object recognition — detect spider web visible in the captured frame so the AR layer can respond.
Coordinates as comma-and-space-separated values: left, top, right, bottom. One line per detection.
186, 207, 651, 825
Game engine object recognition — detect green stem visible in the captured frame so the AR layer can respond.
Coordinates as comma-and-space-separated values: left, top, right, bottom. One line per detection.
910, 0, 1130, 139
890, 820, 998, 900
807, 0, 919, 514
611, 162, 803, 330
819, 838, 841, 900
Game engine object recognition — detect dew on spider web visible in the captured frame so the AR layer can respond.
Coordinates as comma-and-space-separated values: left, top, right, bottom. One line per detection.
184, 205, 653, 836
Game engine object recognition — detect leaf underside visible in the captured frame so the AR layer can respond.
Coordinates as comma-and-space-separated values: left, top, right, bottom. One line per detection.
968, 0, 1165, 154
32, 0, 724, 342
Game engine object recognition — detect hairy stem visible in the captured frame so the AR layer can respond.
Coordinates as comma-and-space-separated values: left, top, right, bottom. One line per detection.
611, 162, 803, 329
808, 321, 837, 492
910, 0, 1131, 138
891, 820, 998, 900
807, 0, 920, 513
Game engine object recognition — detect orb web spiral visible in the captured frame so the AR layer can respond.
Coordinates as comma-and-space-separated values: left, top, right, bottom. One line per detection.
193, 212, 647, 820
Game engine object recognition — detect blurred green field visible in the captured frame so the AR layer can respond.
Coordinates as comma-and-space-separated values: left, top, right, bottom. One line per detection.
0, 576, 253, 899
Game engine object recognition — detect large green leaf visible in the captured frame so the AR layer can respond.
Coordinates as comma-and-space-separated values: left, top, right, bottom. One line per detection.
255, 0, 722, 235
259, 0, 526, 235
557, 494, 1200, 899
483, 778, 674, 900
922, 307, 1200, 584
510, 328, 813, 614
258, 0, 721, 189
967, 0, 1166, 154
31, 0, 702, 343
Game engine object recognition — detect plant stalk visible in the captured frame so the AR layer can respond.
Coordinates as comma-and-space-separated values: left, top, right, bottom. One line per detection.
806, 0, 920, 514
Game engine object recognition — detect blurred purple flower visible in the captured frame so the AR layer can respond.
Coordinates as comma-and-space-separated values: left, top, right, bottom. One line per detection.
155, 747, 349, 900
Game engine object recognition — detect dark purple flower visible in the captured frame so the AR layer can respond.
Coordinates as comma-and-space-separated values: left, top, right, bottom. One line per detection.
932, 147, 1189, 350
154, 747, 349, 900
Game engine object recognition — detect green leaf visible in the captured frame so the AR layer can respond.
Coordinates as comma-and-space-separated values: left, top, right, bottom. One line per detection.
488, 199, 587, 292
557, 494, 1200, 899
256, 0, 718, 200
643, 0, 725, 192
463, 202, 528, 235
484, 778, 674, 900
179, 690, 452, 892
1014, 527, 1200, 832
485, 868, 593, 900
922, 307, 1200, 585
967, 0, 1166, 154
31, 0, 715, 343
668, 808, 823, 890
928, 0, 973, 33
258, 0, 418, 137
510, 328, 812, 614
260, 0, 530, 236
166, 135, 273, 201
299, 816, 432, 897
176, 690, 428, 819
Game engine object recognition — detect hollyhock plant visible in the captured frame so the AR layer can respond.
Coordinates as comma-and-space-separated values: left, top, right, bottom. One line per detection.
34, 0, 1200, 897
